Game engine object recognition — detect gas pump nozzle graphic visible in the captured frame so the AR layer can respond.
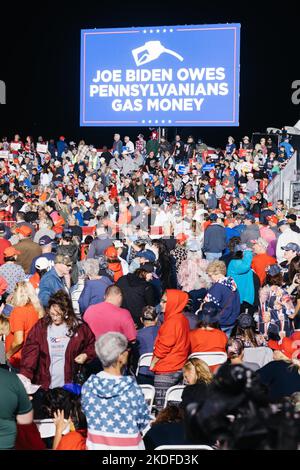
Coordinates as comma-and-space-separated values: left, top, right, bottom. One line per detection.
132, 41, 184, 66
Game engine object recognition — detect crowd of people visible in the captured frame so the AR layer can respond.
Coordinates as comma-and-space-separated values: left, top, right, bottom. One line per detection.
0, 129, 300, 451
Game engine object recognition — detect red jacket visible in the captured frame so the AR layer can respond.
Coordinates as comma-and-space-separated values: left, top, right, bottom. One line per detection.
19, 318, 96, 390
153, 290, 190, 374
219, 196, 233, 212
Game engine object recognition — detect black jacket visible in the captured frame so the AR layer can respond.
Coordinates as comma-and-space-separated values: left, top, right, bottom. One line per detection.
116, 273, 156, 327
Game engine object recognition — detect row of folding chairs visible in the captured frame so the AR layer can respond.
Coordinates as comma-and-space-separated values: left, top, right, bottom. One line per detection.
140, 384, 185, 412
136, 347, 273, 375
136, 351, 228, 376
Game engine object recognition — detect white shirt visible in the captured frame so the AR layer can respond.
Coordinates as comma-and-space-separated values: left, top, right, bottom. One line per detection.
125, 140, 135, 154
41, 173, 50, 186
154, 210, 167, 227
276, 228, 300, 263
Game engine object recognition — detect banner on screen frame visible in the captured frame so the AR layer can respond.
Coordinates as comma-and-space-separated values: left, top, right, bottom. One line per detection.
80, 24, 240, 127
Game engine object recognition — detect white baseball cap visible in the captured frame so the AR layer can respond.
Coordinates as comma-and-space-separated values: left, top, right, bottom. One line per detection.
35, 257, 51, 271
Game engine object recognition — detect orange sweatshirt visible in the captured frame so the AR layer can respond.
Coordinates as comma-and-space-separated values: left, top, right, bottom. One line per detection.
153, 289, 190, 374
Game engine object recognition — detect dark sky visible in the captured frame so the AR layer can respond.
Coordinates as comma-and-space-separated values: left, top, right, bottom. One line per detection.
0, 0, 299, 147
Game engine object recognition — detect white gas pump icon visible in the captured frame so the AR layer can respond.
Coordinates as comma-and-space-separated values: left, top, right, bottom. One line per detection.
132, 41, 184, 66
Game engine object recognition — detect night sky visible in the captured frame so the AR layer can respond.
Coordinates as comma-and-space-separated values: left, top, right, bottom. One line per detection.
0, 0, 299, 148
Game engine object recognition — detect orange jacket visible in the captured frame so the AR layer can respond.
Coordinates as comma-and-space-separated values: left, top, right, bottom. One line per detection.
29, 272, 40, 289
153, 290, 190, 373
107, 261, 123, 282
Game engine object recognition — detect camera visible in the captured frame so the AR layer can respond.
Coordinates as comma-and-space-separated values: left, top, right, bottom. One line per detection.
184, 363, 300, 449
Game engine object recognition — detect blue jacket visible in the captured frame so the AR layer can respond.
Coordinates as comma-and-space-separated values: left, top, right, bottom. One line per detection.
203, 224, 227, 254
78, 277, 113, 315
235, 224, 246, 237
224, 226, 242, 255
227, 250, 255, 305
75, 211, 84, 227
135, 325, 159, 376
280, 141, 293, 158
206, 277, 240, 327
56, 140, 68, 157
38, 267, 65, 307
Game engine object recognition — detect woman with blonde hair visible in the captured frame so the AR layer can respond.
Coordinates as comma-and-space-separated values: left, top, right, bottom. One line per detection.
181, 358, 213, 409
5, 281, 44, 369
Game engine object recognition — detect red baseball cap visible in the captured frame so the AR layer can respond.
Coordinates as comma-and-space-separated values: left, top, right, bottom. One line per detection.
176, 233, 188, 245
4, 246, 21, 257
268, 337, 300, 360
16, 225, 32, 237
104, 246, 119, 260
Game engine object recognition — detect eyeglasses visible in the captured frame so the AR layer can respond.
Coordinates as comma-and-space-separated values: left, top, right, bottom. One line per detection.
49, 311, 63, 318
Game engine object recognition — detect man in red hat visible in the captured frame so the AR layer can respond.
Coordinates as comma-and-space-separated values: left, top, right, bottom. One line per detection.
14, 226, 42, 274
103, 246, 123, 282
0, 246, 26, 294
57, 135, 68, 158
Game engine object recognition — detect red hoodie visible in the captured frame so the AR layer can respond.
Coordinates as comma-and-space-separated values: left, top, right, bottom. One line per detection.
153, 290, 190, 374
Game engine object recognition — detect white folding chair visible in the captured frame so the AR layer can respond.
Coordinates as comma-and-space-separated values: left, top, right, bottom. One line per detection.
163, 385, 185, 408
34, 419, 70, 439
155, 445, 214, 450
243, 347, 273, 368
136, 353, 153, 376
139, 384, 156, 411
188, 352, 227, 366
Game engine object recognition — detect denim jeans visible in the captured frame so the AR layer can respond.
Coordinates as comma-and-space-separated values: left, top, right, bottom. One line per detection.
206, 252, 222, 261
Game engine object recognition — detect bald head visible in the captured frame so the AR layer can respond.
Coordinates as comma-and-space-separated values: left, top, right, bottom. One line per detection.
104, 285, 123, 307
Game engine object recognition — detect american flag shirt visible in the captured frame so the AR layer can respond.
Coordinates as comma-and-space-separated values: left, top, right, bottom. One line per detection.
82, 371, 151, 450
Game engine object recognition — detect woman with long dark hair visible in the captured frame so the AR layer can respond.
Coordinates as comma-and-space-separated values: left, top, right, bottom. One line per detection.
19, 290, 95, 390
152, 239, 177, 291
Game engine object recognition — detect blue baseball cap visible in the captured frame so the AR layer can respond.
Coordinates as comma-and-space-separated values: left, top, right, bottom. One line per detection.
266, 264, 281, 276
38, 235, 54, 246
136, 249, 156, 263
282, 243, 300, 253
